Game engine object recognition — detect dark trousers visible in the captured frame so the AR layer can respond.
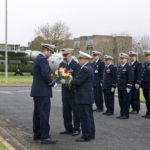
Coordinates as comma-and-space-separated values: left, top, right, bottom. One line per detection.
143, 88, 150, 116
78, 104, 95, 140
62, 96, 80, 132
130, 87, 140, 112
103, 89, 114, 113
94, 86, 103, 110
118, 90, 131, 118
33, 97, 50, 140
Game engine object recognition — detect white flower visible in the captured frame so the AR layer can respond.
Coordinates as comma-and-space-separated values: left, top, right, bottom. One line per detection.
55, 70, 58, 76
60, 69, 64, 76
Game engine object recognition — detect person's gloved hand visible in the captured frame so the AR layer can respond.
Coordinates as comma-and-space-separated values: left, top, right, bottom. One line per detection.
126, 88, 131, 93
135, 84, 140, 90
53, 82, 58, 88
60, 79, 66, 84
111, 87, 115, 92
100, 83, 103, 87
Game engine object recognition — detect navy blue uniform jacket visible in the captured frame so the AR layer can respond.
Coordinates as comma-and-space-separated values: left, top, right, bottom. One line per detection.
91, 59, 105, 86
117, 63, 133, 90
71, 62, 94, 105
130, 61, 142, 85
103, 64, 117, 89
141, 62, 150, 89
31, 54, 54, 97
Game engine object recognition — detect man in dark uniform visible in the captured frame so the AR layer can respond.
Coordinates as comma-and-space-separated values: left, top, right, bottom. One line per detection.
59, 48, 81, 136
141, 51, 150, 119
116, 53, 133, 119
91, 51, 105, 112
102, 55, 117, 116
71, 51, 95, 142
128, 51, 143, 114
31, 44, 57, 144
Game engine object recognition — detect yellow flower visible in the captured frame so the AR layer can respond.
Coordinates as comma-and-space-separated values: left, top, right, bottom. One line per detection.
64, 73, 70, 77
59, 67, 64, 71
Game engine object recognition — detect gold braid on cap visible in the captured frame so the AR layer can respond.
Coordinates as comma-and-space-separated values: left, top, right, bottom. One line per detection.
79, 54, 88, 59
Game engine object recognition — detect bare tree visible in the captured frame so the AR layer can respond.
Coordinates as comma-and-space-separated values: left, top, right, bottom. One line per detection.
35, 23, 51, 41
35, 22, 72, 49
132, 35, 150, 63
132, 35, 150, 54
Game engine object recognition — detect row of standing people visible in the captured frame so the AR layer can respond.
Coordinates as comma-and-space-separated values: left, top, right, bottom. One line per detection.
59, 48, 150, 143
92, 50, 150, 119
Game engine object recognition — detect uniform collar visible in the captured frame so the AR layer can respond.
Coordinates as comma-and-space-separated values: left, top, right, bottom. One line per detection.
81, 62, 89, 69
106, 63, 112, 68
67, 58, 73, 65
40, 53, 48, 60
40, 53, 45, 57
130, 60, 136, 65
121, 63, 127, 68
95, 59, 100, 63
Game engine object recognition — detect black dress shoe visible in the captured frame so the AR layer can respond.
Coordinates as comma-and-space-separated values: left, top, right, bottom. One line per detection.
120, 116, 129, 119
90, 136, 95, 140
94, 109, 103, 112
142, 115, 150, 119
72, 130, 80, 136
106, 112, 114, 116
103, 112, 108, 115
116, 116, 122, 119
41, 138, 57, 144
59, 130, 73, 135
33, 137, 40, 141
75, 137, 90, 142
130, 111, 138, 114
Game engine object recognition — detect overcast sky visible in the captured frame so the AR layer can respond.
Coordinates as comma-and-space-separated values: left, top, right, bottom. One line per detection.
0, 0, 150, 46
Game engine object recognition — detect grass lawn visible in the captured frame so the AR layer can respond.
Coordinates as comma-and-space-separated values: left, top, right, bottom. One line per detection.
0, 141, 8, 150
0, 72, 33, 84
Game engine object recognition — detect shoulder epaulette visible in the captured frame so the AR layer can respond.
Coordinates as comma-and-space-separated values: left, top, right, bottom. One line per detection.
127, 84, 132, 87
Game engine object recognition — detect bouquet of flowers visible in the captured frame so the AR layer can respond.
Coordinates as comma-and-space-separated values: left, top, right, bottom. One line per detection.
52, 67, 72, 87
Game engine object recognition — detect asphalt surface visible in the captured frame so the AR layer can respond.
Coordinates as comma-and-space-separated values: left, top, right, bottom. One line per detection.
0, 87, 150, 150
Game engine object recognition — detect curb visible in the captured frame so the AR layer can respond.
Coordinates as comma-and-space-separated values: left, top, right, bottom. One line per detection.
0, 84, 62, 87
0, 126, 27, 150
0, 136, 16, 150
0, 84, 31, 87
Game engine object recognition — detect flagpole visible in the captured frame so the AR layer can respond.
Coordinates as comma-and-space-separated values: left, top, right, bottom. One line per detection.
5, 0, 8, 83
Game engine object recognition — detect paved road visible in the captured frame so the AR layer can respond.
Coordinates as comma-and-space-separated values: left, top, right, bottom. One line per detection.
0, 87, 150, 150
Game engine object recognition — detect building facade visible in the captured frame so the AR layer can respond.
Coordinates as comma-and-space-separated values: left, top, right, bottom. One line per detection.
74, 35, 132, 65
0, 44, 28, 51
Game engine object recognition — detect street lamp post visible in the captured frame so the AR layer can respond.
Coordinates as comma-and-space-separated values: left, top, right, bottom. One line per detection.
5, 0, 8, 83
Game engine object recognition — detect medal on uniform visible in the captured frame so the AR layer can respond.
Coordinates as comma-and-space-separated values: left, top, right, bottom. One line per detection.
122, 68, 127, 72
69, 68, 74, 73
95, 70, 98, 73
147, 65, 150, 68
106, 69, 110, 73
95, 65, 99, 73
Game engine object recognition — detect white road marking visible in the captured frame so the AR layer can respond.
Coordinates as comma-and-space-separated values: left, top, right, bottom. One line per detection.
0, 91, 13, 94
15, 90, 30, 93
0, 90, 30, 94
